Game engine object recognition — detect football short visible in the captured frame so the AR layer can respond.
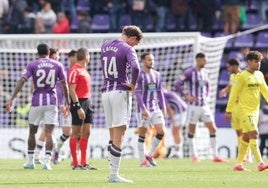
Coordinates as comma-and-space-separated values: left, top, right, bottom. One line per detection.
240, 112, 259, 133
173, 111, 187, 127
136, 110, 165, 128
101, 90, 132, 128
231, 106, 241, 130
187, 104, 214, 125
29, 105, 59, 126
71, 98, 93, 126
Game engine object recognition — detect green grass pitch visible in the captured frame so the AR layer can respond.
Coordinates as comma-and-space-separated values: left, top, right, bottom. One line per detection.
0, 158, 267, 188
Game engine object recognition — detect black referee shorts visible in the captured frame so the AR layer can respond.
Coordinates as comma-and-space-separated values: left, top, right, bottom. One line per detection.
70, 98, 94, 126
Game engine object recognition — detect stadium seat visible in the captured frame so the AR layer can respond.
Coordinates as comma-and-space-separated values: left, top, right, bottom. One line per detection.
120, 14, 132, 29
70, 16, 79, 33
214, 110, 230, 128
166, 13, 176, 31
227, 51, 240, 59
91, 14, 110, 33
146, 14, 154, 32
218, 69, 230, 86
233, 34, 254, 48
77, 0, 91, 12
241, 13, 262, 30
201, 32, 212, 37
255, 32, 268, 48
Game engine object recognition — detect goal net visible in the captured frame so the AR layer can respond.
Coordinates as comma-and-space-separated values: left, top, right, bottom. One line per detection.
0, 33, 227, 159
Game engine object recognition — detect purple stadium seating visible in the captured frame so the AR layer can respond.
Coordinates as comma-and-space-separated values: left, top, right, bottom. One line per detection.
241, 13, 262, 30
215, 110, 230, 128
233, 34, 254, 48
77, 0, 91, 12
218, 69, 230, 86
120, 14, 132, 29
255, 32, 268, 48
91, 14, 110, 33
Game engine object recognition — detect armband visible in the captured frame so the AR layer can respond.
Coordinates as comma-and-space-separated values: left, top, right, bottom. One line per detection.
73, 102, 81, 110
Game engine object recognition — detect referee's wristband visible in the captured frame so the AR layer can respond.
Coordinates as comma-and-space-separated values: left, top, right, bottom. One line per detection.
72, 102, 81, 110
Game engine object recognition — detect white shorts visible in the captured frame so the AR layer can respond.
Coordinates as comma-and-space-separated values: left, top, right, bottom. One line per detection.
136, 110, 165, 128
101, 90, 132, 128
59, 112, 72, 127
186, 104, 214, 125
173, 111, 187, 127
29, 105, 59, 126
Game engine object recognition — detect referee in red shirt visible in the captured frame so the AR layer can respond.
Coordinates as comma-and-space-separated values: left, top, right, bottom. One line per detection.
68, 47, 97, 170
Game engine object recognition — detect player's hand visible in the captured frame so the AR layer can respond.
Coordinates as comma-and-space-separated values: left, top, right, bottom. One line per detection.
77, 108, 85, 120
219, 89, 227, 98
185, 95, 197, 102
142, 109, 150, 119
61, 105, 70, 117
5, 99, 14, 113
224, 112, 232, 122
123, 83, 136, 95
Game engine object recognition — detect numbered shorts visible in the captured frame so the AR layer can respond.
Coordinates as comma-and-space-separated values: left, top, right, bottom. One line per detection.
187, 104, 214, 124
136, 110, 165, 128
101, 90, 132, 128
173, 111, 187, 127
240, 112, 258, 133
29, 105, 59, 126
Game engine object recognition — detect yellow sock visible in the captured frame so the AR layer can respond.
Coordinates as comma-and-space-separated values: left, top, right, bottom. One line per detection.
249, 139, 262, 163
237, 139, 249, 163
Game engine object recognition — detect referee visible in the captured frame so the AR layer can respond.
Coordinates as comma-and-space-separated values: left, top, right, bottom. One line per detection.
68, 47, 97, 170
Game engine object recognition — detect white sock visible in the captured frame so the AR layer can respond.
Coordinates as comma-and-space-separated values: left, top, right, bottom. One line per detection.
188, 136, 198, 158
148, 136, 161, 156
43, 151, 52, 164
137, 136, 145, 163
210, 135, 218, 157
109, 144, 122, 177
34, 140, 45, 159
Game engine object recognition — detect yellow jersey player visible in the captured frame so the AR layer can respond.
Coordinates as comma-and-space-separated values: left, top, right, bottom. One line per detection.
225, 51, 268, 172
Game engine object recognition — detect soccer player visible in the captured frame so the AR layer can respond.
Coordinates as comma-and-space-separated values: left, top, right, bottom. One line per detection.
68, 47, 97, 170
174, 52, 226, 163
34, 48, 74, 164
135, 52, 166, 167
225, 51, 268, 172
101, 25, 143, 183
5, 43, 70, 170
163, 89, 187, 158
221, 58, 252, 162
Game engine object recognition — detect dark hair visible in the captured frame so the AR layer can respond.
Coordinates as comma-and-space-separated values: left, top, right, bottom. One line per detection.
37, 43, 49, 55
195, 52, 205, 59
227, 58, 240, 66
246, 51, 263, 61
141, 52, 151, 60
122, 25, 143, 42
68, 50, 77, 57
49, 48, 59, 58
76, 48, 89, 61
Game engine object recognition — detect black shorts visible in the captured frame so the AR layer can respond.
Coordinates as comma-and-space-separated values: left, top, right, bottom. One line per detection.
70, 98, 93, 125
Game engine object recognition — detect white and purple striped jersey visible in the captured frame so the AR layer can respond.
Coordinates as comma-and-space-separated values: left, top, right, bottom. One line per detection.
22, 57, 66, 106
100, 39, 140, 92
135, 69, 166, 112
164, 90, 187, 114
174, 66, 209, 106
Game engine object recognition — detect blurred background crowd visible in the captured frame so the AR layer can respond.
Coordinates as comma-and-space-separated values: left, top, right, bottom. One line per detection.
0, 0, 267, 35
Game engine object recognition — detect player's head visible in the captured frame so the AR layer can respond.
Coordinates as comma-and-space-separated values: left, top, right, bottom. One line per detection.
49, 48, 59, 61
68, 49, 77, 68
195, 52, 206, 68
141, 52, 154, 70
37, 43, 49, 56
121, 25, 143, 47
76, 48, 90, 65
226, 58, 240, 73
246, 51, 263, 71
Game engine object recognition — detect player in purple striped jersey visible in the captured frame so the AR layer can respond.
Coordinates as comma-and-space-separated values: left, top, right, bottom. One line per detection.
135, 52, 166, 167
5, 43, 70, 170
101, 25, 143, 183
174, 52, 226, 163
164, 89, 187, 158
